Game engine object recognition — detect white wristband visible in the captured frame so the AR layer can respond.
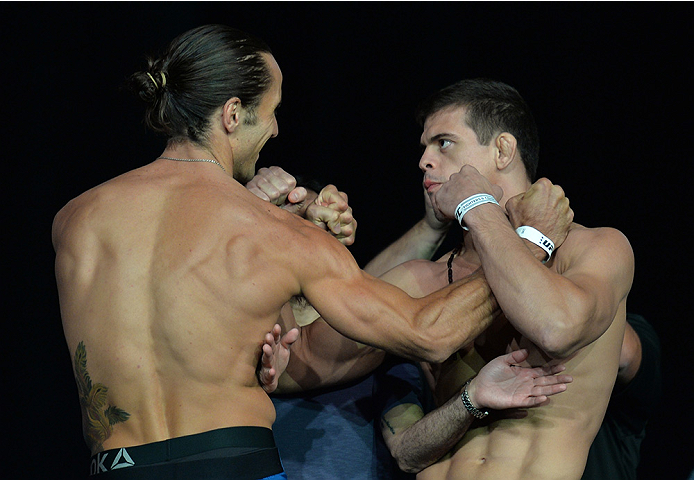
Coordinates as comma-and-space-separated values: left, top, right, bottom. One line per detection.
454, 194, 500, 231
516, 226, 555, 263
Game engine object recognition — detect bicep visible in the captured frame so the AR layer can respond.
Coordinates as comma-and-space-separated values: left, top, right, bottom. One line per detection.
296, 237, 423, 356
558, 229, 634, 348
304, 269, 421, 355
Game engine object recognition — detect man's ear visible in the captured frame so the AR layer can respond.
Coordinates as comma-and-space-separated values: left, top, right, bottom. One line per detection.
222, 98, 241, 134
495, 132, 518, 171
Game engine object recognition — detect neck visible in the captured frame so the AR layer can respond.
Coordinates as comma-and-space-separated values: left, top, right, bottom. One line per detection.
493, 175, 530, 207
162, 136, 234, 175
162, 141, 213, 161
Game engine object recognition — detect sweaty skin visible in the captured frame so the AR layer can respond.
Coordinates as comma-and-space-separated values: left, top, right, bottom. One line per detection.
386, 227, 631, 480
379, 102, 634, 479
53, 76, 500, 455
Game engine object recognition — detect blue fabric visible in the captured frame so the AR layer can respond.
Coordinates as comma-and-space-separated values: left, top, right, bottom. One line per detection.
261, 473, 288, 480
272, 357, 424, 479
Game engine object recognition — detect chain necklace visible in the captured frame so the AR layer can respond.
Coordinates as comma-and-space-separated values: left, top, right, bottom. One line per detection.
157, 156, 226, 172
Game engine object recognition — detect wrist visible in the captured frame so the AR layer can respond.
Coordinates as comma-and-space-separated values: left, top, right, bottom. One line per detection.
454, 194, 501, 231
461, 376, 489, 419
516, 226, 554, 263
523, 240, 551, 262
458, 203, 507, 235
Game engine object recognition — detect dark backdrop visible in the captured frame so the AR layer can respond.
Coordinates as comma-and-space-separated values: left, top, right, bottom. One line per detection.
6, 3, 692, 478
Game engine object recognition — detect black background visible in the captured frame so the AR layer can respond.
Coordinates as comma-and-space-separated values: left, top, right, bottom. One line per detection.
6, 3, 692, 478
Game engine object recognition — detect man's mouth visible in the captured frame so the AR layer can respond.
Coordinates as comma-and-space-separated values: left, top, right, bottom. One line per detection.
423, 179, 441, 193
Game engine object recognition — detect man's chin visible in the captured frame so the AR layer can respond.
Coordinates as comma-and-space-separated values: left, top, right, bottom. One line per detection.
434, 212, 450, 224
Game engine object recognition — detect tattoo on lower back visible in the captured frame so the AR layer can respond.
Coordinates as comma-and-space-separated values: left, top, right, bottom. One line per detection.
73, 341, 130, 452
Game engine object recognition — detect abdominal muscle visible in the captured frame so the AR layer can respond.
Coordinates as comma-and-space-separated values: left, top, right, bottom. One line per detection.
415, 317, 623, 480
418, 350, 621, 479
417, 415, 589, 480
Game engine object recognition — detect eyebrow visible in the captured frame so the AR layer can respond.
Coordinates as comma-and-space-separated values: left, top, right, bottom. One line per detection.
421, 132, 457, 146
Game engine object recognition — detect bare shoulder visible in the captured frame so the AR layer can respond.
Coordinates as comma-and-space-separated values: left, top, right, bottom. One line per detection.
562, 224, 633, 259
225, 193, 363, 282
52, 168, 144, 235
52, 184, 105, 251
556, 224, 634, 282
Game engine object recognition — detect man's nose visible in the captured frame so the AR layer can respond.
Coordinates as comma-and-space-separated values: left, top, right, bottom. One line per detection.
418, 148, 436, 172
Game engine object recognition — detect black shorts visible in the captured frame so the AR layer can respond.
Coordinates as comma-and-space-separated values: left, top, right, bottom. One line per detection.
89, 426, 284, 479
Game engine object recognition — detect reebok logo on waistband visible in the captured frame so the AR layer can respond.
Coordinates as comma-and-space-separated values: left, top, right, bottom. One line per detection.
112, 448, 135, 469
90, 448, 135, 475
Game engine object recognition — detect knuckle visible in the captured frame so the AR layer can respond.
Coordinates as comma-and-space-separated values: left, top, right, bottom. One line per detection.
536, 177, 552, 188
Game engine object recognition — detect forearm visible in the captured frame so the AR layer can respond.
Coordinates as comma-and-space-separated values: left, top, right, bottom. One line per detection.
385, 390, 473, 473
364, 218, 449, 276
278, 319, 386, 393
413, 270, 499, 362
371, 268, 499, 363
466, 207, 593, 357
345, 270, 498, 363
301, 234, 497, 365
467, 209, 566, 350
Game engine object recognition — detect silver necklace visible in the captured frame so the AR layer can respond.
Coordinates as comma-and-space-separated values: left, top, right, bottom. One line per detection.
158, 156, 226, 172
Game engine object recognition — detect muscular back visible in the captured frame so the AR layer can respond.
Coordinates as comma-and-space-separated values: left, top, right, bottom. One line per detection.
55, 161, 503, 456
53, 162, 307, 454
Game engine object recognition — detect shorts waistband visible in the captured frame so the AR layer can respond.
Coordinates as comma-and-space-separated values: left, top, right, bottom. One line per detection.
90, 426, 279, 476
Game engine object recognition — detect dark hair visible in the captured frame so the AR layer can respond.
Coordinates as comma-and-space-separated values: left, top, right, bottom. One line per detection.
128, 25, 273, 146
416, 79, 539, 181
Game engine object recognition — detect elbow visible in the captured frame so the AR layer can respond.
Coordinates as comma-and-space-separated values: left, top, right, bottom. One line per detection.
390, 448, 425, 474
408, 343, 449, 364
412, 319, 484, 363
410, 329, 457, 363
425, 340, 457, 363
397, 460, 424, 474
538, 338, 577, 360
533, 311, 583, 359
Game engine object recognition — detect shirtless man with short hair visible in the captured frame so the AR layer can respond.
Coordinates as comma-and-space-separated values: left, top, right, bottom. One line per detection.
53, 26, 568, 479
377, 79, 634, 480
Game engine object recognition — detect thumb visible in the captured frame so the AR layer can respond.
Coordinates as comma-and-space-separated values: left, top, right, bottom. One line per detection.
507, 349, 529, 365
282, 328, 300, 348
504, 192, 521, 211
288, 187, 307, 204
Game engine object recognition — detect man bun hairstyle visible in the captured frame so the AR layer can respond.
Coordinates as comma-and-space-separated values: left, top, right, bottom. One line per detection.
416, 79, 540, 182
128, 25, 273, 146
